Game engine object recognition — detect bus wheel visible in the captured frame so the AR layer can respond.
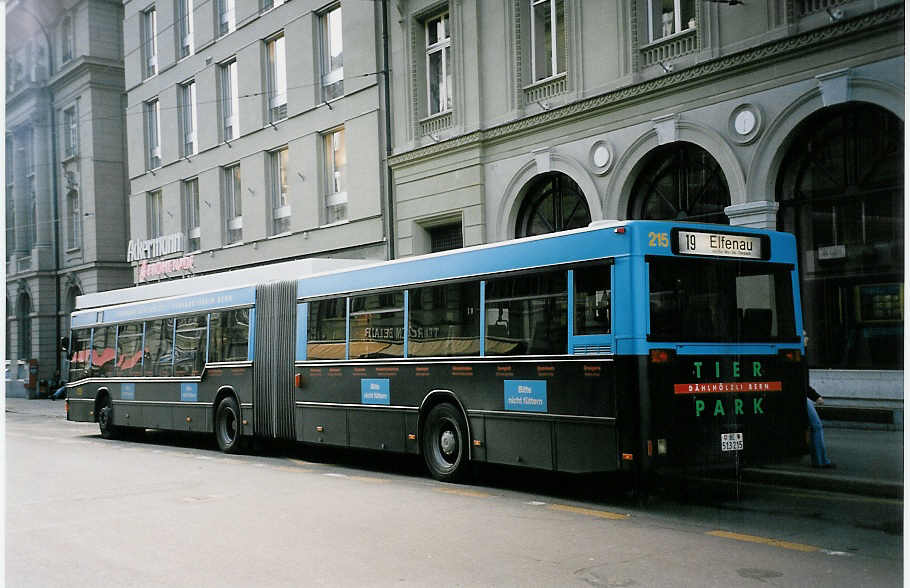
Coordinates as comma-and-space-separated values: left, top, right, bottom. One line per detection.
215, 396, 243, 454
422, 403, 468, 482
98, 396, 121, 440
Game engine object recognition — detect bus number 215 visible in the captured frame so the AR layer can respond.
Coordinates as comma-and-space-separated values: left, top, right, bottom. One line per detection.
649, 232, 669, 248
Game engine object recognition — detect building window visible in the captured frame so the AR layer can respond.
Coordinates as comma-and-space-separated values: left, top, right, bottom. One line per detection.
62, 15, 74, 63
141, 7, 158, 78
777, 103, 904, 370
647, 0, 695, 42
23, 127, 34, 177
321, 5, 344, 101
530, 0, 565, 82
63, 106, 78, 158
220, 60, 239, 141
429, 223, 463, 252
270, 147, 290, 235
516, 172, 591, 238
425, 13, 452, 116
67, 189, 80, 249
144, 99, 161, 169
177, 0, 194, 59
261, 0, 285, 12
183, 178, 200, 251
179, 81, 197, 156
323, 128, 347, 224
266, 34, 287, 122
217, 0, 235, 36
628, 142, 729, 224
223, 164, 242, 244
148, 190, 163, 239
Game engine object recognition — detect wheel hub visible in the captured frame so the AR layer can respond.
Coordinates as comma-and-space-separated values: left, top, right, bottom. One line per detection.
440, 430, 457, 456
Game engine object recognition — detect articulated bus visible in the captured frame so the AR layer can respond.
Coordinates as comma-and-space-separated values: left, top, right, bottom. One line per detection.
65, 220, 807, 488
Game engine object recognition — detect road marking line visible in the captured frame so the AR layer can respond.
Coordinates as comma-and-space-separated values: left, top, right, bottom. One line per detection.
274, 466, 313, 474
707, 530, 819, 552
436, 488, 491, 498
549, 504, 629, 520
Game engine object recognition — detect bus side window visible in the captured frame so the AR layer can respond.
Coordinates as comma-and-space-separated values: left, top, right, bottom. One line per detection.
307, 299, 347, 360
145, 318, 174, 377
68, 329, 92, 380
210, 309, 249, 363
574, 265, 611, 335
116, 323, 144, 377
175, 315, 207, 376
408, 281, 480, 357
91, 326, 116, 377
485, 270, 567, 356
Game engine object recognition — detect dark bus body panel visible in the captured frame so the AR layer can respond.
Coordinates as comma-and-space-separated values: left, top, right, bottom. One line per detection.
294, 357, 619, 474
646, 354, 808, 471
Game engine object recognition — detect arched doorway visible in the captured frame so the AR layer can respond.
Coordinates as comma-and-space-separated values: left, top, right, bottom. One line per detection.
777, 102, 903, 369
515, 172, 591, 238
628, 142, 730, 224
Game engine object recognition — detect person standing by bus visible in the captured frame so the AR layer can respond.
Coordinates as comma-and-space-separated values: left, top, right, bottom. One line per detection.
807, 385, 834, 469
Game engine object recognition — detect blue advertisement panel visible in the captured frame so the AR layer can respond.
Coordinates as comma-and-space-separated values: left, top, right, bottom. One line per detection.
180, 383, 198, 402
504, 380, 548, 413
120, 382, 135, 401
361, 379, 390, 405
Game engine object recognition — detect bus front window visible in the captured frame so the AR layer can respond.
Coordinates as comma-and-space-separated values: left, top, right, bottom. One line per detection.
648, 258, 797, 342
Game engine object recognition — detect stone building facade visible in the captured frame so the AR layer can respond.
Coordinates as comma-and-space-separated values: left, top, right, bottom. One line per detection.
122, 0, 390, 284
386, 1, 904, 417
5, 0, 131, 386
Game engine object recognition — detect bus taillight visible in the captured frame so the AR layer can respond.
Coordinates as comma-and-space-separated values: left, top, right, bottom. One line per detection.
649, 349, 673, 364
780, 349, 802, 362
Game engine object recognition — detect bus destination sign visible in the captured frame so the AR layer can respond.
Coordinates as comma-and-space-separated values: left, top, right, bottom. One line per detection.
676, 230, 764, 260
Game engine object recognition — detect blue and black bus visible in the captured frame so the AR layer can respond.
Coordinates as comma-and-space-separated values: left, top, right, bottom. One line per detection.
65, 220, 807, 487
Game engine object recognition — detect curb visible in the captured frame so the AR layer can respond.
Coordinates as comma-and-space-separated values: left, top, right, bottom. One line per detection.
741, 467, 903, 500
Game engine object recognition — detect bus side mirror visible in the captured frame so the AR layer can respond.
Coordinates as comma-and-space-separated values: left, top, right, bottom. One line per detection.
59, 337, 69, 352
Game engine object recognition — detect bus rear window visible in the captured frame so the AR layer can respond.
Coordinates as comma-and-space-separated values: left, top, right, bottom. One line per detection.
649, 258, 797, 342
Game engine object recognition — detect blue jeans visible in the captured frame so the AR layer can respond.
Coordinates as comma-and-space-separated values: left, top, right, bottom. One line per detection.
807, 398, 831, 466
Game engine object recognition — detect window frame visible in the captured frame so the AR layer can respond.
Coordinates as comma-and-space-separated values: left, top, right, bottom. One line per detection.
529, 0, 566, 83
222, 163, 243, 244
182, 178, 201, 251
646, 0, 696, 43
67, 189, 81, 250
217, 0, 235, 37
147, 189, 164, 239
322, 127, 347, 225
424, 12, 452, 117
144, 99, 161, 170
61, 15, 74, 63
320, 5, 344, 102
269, 147, 290, 235
141, 6, 158, 79
219, 59, 239, 141
63, 105, 78, 159
177, 0, 194, 59
179, 80, 198, 156
266, 33, 287, 123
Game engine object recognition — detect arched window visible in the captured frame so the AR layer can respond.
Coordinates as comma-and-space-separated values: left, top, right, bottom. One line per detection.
777, 103, 903, 369
515, 172, 591, 238
628, 142, 730, 224
17, 292, 32, 359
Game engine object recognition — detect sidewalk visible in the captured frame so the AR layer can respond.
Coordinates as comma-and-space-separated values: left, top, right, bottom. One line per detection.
742, 426, 903, 499
4, 397, 904, 499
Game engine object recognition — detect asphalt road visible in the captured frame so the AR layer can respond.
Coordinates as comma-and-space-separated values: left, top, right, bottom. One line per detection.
6, 405, 903, 587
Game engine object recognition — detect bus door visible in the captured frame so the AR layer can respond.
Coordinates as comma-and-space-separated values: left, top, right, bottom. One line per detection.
253, 280, 297, 440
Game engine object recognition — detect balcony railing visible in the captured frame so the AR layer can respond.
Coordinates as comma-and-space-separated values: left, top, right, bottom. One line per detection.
419, 111, 453, 137
798, 0, 850, 16
640, 29, 698, 68
524, 73, 567, 105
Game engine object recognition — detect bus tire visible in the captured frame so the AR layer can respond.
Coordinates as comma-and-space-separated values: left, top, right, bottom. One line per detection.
215, 396, 243, 454
422, 403, 468, 482
98, 396, 121, 440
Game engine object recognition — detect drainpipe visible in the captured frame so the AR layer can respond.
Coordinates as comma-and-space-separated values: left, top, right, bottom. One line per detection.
381, 0, 395, 260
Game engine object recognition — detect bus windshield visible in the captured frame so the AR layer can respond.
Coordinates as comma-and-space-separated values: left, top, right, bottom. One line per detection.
649, 258, 797, 342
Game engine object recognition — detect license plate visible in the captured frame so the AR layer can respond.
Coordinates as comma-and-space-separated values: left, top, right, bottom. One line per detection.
721, 432, 743, 452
